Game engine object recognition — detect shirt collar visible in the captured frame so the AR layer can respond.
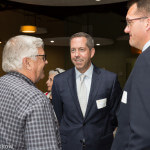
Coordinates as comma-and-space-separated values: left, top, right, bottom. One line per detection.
75, 64, 93, 79
142, 40, 150, 52
8, 71, 35, 86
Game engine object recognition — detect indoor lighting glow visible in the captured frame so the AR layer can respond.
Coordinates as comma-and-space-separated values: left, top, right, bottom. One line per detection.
95, 0, 101, 1
50, 40, 54, 43
96, 43, 100, 46
20, 25, 37, 33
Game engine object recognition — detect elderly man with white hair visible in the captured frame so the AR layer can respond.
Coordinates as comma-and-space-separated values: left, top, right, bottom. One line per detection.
0, 35, 61, 150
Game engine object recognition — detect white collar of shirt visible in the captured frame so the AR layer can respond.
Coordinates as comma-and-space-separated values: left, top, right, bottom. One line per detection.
142, 40, 150, 52
75, 64, 93, 79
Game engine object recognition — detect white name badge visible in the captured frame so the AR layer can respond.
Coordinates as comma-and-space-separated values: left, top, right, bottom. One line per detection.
121, 91, 127, 104
96, 98, 107, 109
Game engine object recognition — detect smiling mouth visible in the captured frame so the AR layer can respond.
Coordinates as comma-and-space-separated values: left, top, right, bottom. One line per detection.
75, 59, 83, 62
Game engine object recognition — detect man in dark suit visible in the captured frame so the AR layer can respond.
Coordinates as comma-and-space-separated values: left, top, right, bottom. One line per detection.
52, 32, 122, 150
111, 0, 150, 150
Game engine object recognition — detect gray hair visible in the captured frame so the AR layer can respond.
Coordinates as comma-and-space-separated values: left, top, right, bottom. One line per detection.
49, 68, 65, 76
128, 0, 150, 15
2, 35, 43, 72
70, 32, 94, 50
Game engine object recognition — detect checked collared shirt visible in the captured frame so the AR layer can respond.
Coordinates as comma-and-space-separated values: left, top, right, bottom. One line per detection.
0, 72, 61, 150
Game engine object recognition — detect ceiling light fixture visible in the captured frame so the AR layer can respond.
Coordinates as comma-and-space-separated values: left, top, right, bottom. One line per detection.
95, 0, 101, 2
20, 25, 37, 33
96, 43, 100, 46
50, 40, 54, 43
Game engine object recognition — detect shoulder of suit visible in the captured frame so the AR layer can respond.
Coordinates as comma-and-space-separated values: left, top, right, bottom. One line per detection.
54, 68, 73, 79
94, 66, 116, 77
141, 47, 150, 59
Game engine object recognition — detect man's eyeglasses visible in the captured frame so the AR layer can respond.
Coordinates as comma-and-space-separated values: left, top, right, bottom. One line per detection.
35, 55, 47, 61
126, 16, 148, 26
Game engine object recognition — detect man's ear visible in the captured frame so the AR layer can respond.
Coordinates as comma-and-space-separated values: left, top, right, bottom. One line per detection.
146, 18, 150, 31
90, 48, 95, 58
22, 57, 33, 70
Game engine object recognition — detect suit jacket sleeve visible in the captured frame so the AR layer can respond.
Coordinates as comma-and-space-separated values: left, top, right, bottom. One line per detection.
109, 75, 122, 129
52, 78, 63, 123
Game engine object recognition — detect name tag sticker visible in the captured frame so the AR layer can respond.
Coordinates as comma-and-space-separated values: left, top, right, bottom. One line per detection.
96, 98, 107, 109
121, 91, 127, 104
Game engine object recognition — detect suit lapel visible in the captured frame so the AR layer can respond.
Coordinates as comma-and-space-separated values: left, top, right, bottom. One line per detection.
85, 66, 102, 119
67, 68, 83, 117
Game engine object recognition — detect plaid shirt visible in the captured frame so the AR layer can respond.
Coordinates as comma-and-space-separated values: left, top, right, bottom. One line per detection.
0, 72, 61, 150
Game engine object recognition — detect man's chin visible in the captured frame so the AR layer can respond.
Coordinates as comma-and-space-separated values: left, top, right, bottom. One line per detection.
75, 63, 83, 68
39, 72, 45, 80
129, 39, 134, 47
76, 66, 82, 70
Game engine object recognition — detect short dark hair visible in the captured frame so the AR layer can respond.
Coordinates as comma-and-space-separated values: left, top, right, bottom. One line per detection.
70, 32, 94, 50
127, 0, 150, 15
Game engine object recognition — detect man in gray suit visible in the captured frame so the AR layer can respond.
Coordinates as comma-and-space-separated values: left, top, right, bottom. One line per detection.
52, 32, 122, 150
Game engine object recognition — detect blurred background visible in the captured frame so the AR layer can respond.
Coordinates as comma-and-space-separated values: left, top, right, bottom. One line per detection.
0, 0, 141, 91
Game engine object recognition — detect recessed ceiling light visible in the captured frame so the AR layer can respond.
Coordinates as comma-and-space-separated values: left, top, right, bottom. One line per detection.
96, 43, 100, 46
50, 40, 54, 43
95, 0, 101, 2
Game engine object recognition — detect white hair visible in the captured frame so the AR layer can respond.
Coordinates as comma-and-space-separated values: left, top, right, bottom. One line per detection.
49, 68, 65, 76
2, 35, 43, 72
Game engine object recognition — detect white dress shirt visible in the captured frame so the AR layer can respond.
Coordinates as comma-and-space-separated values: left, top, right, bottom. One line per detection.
75, 64, 93, 102
142, 40, 150, 52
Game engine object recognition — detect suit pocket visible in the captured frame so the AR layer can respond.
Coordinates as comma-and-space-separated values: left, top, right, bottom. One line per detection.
95, 96, 108, 112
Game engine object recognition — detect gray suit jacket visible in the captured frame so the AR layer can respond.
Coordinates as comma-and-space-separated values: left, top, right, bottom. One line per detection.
52, 65, 122, 150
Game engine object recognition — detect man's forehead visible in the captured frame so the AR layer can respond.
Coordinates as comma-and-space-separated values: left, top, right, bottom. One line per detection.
126, 3, 138, 18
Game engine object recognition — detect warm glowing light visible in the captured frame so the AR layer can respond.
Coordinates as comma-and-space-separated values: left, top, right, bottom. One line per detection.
50, 40, 54, 43
20, 25, 37, 33
96, 43, 100, 46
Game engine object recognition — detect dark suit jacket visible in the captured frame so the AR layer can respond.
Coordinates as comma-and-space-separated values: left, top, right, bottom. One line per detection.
52, 65, 122, 150
111, 47, 150, 150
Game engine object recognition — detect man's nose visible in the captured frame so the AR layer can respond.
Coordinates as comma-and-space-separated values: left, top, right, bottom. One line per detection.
124, 25, 129, 33
75, 50, 79, 56
45, 60, 48, 64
